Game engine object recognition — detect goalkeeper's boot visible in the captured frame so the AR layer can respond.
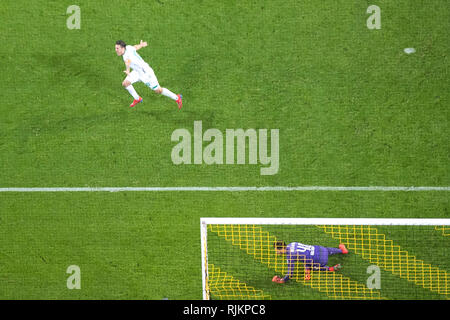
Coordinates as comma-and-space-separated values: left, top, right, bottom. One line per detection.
339, 244, 349, 254
329, 264, 342, 272
176, 94, 183, 109
130, 97, 143, 108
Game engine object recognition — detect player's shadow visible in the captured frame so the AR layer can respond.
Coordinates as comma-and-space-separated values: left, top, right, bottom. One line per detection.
32, 53, 112, 90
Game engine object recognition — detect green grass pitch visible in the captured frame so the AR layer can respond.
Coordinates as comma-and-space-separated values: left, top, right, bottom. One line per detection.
0, 0, 448, 299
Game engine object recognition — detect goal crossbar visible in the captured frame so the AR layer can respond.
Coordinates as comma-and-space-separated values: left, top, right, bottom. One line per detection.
201, 217, 450, 226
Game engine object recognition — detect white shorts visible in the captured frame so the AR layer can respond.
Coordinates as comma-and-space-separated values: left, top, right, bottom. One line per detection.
126, 66, 160, 91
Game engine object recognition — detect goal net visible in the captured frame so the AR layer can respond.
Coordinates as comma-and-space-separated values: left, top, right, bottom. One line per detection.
200, 218, 450, 300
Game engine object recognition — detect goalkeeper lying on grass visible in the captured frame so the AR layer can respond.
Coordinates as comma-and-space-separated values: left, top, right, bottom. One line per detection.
272, 241, 348, 283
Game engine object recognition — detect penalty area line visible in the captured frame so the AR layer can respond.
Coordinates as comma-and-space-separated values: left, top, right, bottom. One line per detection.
0, 186, 449, 192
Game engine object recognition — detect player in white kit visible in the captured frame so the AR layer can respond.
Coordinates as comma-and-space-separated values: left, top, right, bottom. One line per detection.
115, 40, 182, 109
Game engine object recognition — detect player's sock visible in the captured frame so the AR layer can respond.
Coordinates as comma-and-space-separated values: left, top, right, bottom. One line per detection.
126, 85, 140, 100
161, 88, 178, 101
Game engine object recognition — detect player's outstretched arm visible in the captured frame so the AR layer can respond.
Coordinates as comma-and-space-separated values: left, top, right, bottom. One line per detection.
134, 40, 148, 50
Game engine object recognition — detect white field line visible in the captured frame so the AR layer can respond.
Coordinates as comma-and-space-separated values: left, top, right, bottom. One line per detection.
0, 186, 449, 192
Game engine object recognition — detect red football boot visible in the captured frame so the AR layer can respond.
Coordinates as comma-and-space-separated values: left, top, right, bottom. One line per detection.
176, 94, 183, 110
339, 244, 349, 254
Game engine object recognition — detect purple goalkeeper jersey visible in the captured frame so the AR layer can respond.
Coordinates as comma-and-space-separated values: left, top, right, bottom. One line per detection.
283, 242, 330, 280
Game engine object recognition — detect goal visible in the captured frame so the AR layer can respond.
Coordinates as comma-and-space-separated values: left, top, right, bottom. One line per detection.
200, 218, 449, 300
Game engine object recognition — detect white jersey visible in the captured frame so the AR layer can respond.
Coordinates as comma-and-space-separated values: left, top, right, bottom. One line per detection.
122, 45, 150, 74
